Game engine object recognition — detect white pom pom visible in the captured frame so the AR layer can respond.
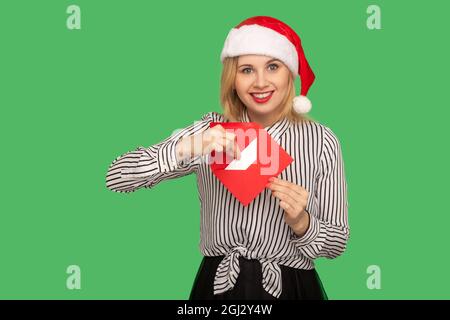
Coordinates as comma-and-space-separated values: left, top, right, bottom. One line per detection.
293, 95, 312, 114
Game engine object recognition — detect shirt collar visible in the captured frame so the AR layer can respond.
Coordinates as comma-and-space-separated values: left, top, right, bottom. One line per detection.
239, 108, 292, 143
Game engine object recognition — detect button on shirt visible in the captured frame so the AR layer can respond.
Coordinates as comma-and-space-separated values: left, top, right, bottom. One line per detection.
105, 110, 350, 298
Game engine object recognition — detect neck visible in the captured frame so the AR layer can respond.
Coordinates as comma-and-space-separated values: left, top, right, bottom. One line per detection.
247, 110, 281, 128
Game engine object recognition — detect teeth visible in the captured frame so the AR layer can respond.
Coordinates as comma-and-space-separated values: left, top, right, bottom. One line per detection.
252, 92, 272, 98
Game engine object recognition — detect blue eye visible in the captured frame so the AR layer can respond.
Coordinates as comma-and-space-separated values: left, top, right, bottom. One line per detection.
268, 63, 279, 71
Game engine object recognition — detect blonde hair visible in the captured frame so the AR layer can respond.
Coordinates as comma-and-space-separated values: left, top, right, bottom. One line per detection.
220, 56, 316, 124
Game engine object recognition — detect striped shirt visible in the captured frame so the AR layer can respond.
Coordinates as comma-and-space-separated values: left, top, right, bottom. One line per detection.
105, 109, 350, 298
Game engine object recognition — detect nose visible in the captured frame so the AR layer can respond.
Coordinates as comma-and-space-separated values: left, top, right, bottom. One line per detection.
254, 70, 269, 89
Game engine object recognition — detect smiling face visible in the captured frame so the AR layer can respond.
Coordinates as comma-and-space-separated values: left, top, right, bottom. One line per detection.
234, 54, 292, 127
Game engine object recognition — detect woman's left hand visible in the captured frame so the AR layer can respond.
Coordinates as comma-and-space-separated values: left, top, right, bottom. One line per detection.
266, 177, 310, 237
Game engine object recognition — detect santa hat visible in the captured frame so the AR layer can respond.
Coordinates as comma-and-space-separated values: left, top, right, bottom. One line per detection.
220, 16, 315, 114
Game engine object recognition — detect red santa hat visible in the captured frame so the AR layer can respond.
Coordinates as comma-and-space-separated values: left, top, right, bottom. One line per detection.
220, 16, 315, 114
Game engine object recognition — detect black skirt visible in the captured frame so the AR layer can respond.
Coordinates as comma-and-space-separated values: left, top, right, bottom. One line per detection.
189, 255, 328, 300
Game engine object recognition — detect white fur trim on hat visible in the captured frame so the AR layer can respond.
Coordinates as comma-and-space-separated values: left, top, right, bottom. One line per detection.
220, 24, 299, 77
293, 95, 312, 114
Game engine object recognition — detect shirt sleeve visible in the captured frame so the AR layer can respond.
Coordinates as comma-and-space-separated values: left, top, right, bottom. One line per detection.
105, 112, 215, 193
289, 125, 350, 259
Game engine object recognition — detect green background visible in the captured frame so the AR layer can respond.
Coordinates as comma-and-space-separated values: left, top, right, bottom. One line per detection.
1, 0, 449, 299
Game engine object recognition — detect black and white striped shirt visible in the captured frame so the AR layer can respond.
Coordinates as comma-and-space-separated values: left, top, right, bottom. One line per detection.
105, 109, 350, 298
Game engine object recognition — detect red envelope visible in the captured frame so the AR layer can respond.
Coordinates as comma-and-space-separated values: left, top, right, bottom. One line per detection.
209, 122, 293, 206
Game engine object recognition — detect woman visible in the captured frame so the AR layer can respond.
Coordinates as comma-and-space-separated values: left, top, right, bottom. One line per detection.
105, 16, 349, 300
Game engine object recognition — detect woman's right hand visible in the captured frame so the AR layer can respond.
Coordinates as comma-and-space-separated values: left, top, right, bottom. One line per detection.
201, 124, 241, 159
176, 124, 241, 162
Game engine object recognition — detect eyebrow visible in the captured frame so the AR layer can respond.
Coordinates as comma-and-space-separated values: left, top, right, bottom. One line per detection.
238, 58, 281, 68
